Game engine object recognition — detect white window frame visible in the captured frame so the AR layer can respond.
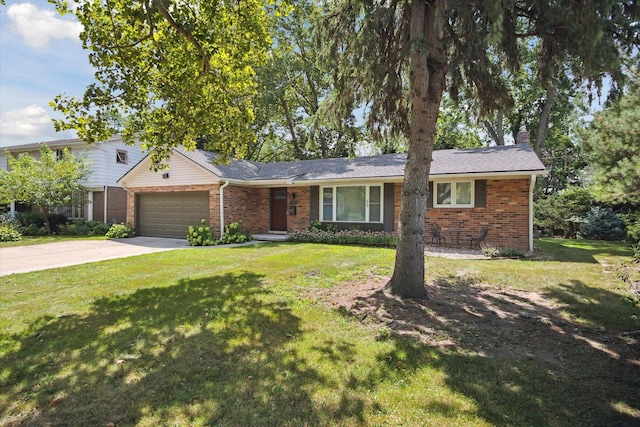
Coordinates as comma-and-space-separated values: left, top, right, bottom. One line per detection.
116, 149, 128, 164
320, 184, 384, 223
433, 180, 474, 208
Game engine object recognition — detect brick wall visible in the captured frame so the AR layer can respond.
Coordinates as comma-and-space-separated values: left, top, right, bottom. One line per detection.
104, 186, 127, 223
224, 185, 270, 234
393, 178, 531, 250
287, 186, 311, 233
286, 181, 532, 250
124, 178, 531, 249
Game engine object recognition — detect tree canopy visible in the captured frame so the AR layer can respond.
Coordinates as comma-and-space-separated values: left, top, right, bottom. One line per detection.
0, 145, 90, 235
581, 72, 640, 206
49, 0, 286, 167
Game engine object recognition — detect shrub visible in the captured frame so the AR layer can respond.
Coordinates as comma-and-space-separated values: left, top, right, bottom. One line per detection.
219, 222, 252, 244
47, 213, 70, 232
0, 224, 22, 242
105, 223, 135, 238
287, 228, 397, 247
59, 219, 110, 236
534, 187, 594, 237
187, 219, 216, 246
481, 246, 525, 259
577, 206, 626, 241
15, 212, 70, 234
621, 212, 640, 244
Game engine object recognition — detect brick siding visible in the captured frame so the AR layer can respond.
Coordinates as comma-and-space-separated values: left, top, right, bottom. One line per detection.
125, 178, 531, 249
95, 186, 128, 224
393, 178, 531, 250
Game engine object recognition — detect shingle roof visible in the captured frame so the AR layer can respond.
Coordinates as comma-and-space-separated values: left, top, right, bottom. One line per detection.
177, 143, 545, 182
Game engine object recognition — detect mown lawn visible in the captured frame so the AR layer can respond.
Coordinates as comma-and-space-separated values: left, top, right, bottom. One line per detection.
0, 234, 108, 248
0, 239, 638, 426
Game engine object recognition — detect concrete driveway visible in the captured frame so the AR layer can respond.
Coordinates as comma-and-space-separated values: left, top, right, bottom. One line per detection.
0, 237, 190, 276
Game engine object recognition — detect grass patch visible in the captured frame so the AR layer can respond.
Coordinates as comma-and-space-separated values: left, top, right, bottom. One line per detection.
1, 240, 638, 426
0, 234, 108, 248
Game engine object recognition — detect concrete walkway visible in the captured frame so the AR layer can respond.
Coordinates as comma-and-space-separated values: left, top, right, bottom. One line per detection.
0, 237, 191, 276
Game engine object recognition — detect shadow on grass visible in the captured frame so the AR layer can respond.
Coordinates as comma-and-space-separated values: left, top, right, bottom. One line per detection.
345, 274, 640, 426
0, 272, 362, 426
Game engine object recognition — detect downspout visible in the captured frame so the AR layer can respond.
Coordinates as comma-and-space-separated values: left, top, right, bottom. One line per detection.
219, 180, 230, 238
529, 174, 537, 253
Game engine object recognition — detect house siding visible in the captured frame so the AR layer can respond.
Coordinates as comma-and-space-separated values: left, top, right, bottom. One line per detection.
121, 155, 217, 188
126, 184, 218, 231
125, 177, 530, 248
402, 177, 531, 250
93, 186, 128, 223
223, 185, 270, 234
289, 180, 531, 249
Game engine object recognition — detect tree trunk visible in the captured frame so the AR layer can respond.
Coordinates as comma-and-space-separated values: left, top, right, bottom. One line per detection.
40, 206, 52, 236
535, 84, 556, 157
387, 0, 447, 299
484, 110, 505, 145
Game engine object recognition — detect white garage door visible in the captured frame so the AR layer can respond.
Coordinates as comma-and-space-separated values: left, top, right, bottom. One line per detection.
137, 192, 209, 238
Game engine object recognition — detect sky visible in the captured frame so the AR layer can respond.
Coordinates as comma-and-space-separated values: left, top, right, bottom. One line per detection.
0, 0, 93, 148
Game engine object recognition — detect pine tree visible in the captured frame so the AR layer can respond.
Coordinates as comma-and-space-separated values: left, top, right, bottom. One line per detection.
322, 0, 639, 298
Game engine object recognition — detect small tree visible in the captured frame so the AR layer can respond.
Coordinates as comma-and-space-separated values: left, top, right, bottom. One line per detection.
0, 145, 90, 235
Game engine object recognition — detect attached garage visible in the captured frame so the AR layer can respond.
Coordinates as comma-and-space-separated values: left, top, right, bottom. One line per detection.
137, 192, 209, 238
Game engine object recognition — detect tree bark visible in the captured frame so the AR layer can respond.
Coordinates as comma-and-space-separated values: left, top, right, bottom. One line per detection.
388, 0, 447, 299
535, 84, 556, 157
484, 110, 505, 145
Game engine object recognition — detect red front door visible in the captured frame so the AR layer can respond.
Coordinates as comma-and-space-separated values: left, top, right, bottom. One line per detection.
270, 188, 288, 231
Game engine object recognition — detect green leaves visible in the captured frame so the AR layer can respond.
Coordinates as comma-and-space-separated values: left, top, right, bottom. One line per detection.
0, 145, 90, 234
50, 0, 281, 165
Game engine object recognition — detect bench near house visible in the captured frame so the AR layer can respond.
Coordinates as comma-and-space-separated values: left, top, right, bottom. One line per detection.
118, 143, 546, 251
1, 135, 145, 223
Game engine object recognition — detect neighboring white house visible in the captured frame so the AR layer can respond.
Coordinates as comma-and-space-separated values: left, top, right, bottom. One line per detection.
0, 135, 145, 223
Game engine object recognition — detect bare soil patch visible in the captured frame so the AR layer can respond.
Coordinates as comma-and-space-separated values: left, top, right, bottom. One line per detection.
306, 273, 639, 376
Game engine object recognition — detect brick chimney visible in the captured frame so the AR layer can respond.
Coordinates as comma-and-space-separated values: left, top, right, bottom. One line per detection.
516, 126, 530, 144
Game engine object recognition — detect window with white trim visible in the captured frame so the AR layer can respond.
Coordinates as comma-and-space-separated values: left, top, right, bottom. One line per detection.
116, 150, 128, 164
321, 185, 383, 222
434, 180, 473, 207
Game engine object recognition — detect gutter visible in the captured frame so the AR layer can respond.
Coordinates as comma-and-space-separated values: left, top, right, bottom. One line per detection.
529, 174, 537, 253
219, 180, 230, 238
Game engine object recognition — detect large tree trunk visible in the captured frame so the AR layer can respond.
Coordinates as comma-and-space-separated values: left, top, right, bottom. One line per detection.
388, 0, 447, 299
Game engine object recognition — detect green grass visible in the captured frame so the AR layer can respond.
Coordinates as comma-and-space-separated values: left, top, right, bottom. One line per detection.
0, 234, 108, 248
1, 240, 638, 426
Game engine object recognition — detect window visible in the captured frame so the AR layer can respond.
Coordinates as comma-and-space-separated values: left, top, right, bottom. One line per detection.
434, 181, 473, 207
116, 150, 128, 164
55, 149, 66, 160
321, 185, 383, 223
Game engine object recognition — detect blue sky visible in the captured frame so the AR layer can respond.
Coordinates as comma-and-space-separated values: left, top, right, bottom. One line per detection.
0, 0, 94, 147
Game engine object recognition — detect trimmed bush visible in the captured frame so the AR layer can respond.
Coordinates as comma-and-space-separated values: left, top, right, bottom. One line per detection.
59, 219, 110, 236
577, 206, 626, 241
481, 246, 525, 259
287, 228, 397, 247
106, 223, 135, 239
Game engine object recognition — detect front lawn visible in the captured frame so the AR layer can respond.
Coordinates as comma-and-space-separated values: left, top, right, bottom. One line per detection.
0, 234, 108, 248
1, 240, 638, 426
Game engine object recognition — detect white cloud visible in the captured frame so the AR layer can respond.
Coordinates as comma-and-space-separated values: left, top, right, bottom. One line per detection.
7, 2, 82, 49
0, 105, 60, 145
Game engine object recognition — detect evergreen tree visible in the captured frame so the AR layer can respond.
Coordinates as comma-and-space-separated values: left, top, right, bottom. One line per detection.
322, 0, 639, 298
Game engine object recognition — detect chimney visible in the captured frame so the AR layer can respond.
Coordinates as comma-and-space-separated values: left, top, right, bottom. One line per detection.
516, 126, 530, 144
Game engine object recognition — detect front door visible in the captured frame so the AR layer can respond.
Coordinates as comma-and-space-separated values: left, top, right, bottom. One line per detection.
270, 188, 288, 231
